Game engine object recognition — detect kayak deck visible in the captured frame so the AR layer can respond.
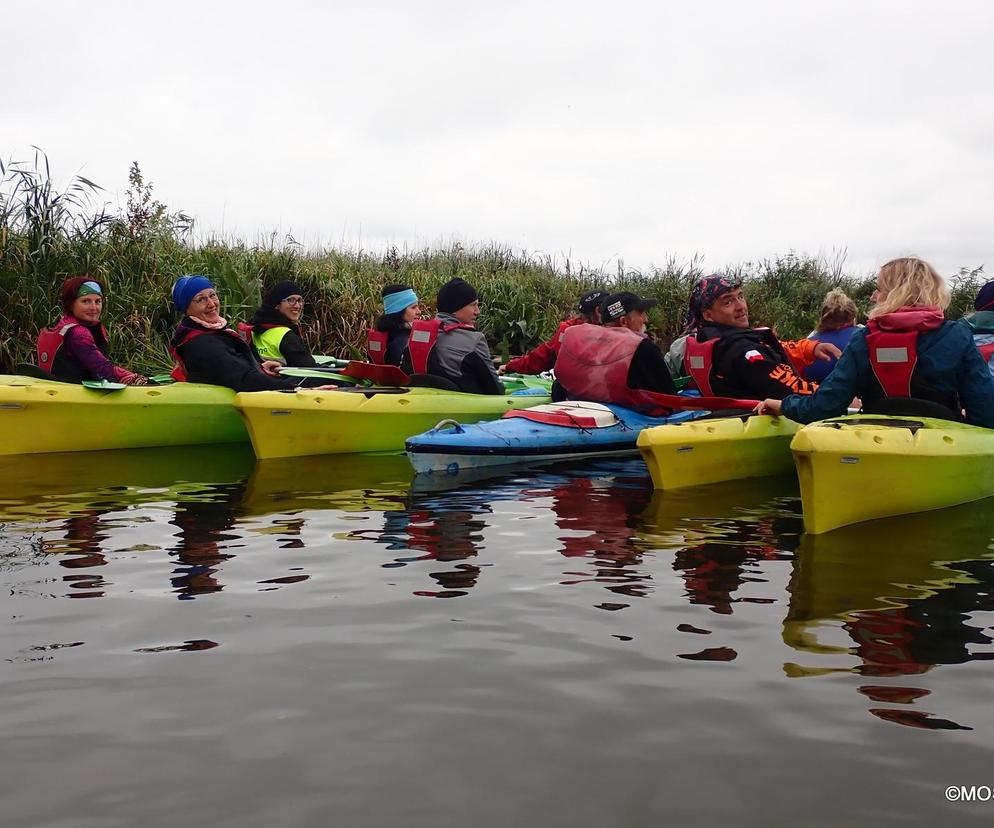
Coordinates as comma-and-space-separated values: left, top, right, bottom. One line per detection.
637, 414, 800, 490
235, 386, 551, 458
792, 414, 994, 534
406, 403, 705, 474
0, 375, 247, 455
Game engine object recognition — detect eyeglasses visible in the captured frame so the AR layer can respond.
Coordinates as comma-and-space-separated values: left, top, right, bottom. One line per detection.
282, 297, 305, 306
191, 291, 218, 306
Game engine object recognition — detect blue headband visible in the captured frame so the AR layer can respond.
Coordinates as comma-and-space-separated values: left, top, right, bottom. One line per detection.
384, 288, 418, 316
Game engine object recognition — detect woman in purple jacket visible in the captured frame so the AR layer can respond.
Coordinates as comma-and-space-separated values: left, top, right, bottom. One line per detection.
36, 276, 148, 385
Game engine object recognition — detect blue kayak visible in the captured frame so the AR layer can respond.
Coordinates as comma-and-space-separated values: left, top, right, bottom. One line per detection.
405, 401, 709, 474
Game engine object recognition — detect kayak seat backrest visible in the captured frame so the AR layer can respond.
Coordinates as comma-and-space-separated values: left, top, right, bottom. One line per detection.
502, 401, 619, 429
862, 396, 960, 422
15, 362, 75, 383
408, 373, 461, 392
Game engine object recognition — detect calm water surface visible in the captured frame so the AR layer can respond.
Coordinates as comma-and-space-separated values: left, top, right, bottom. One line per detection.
1, 447, 993, 827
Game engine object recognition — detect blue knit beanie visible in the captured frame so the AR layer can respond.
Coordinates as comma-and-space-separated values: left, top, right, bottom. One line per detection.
172, 275, 215, 314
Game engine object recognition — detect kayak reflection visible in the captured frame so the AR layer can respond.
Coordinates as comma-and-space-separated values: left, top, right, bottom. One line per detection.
0, 445, 255, 599
637, 476, 801, 615
785, 501, 994, 729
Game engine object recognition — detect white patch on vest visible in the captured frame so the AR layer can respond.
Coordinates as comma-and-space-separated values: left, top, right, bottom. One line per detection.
744, 349, 763, 362
875, 347, 909, 363
411, 330, 432, 343
40, 351, 50, 363
689, 355, 705, 369
369, 340, 382, 351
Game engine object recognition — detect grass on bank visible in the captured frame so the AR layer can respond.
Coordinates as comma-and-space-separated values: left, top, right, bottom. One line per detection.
0, 151, 986, 375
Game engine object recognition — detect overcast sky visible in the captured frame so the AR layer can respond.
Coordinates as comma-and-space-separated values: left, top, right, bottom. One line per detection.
4, 0, 993, 279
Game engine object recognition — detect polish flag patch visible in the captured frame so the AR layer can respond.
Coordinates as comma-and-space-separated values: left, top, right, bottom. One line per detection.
744, 349, 764, 362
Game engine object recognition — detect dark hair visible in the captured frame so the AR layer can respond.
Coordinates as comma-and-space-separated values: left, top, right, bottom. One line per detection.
375, 312, 409, 333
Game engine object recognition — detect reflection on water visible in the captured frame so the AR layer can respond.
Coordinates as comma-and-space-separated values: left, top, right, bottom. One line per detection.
785, 501, 994, 730
2, 447, 994, 823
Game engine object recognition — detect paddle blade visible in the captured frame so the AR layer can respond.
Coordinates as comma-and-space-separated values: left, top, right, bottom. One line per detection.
339, 361, 411, 386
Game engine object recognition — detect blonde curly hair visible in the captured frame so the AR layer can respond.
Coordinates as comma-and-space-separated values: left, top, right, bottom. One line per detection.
868, 257, 950, 319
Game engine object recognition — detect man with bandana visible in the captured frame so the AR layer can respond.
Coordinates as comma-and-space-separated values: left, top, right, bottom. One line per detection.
680, 275, 841, 400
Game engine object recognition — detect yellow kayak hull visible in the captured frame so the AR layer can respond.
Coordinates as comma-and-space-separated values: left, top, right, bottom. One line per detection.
791, 415, 994, 534
235, 387, 551, 458
636, 414, 799, 490
0, 375, 247, 456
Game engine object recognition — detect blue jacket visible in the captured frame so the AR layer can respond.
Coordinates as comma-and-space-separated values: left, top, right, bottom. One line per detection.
782, 319, 994, 429
802, 326, 858, 383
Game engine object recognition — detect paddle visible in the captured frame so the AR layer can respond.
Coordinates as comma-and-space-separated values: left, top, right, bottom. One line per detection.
338, 361, 411, 386
277, 365, 353, 383
639, 390, 762, 412
313, 355, 349, 368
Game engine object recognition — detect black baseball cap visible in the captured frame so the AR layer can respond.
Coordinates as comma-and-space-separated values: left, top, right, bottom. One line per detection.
578, 289, 609, 315
601, 292, 658, 322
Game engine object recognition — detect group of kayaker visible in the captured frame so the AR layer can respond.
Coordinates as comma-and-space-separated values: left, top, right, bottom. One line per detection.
755, 257, 994, 429
30, 257, 994, 430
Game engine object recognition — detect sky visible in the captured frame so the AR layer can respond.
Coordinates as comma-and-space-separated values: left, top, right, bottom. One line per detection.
3, 0, 994, 279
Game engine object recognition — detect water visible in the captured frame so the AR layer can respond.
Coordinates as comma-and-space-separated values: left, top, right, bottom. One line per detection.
1, 447, 993, 826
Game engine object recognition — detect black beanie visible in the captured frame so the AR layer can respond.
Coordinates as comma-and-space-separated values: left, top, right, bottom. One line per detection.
436, 278, 478, 314
263, 280, 302, 309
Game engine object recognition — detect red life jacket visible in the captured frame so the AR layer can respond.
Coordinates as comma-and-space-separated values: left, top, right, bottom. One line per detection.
866, 327, 918, 398
36, 320, 111, 375
555, 324, 652, 411
36, 321, 78, 373
407, 318, 476, 374
169, 327, 244, 382
978, 341, 994, 363
683, 337, 718, 396
366, 329, 390, 365
235, 321, 254, 345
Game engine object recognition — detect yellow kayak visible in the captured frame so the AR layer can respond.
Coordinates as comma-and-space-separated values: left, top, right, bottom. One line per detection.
235, 386, 551, 458
791, 414, 994, 534
0, 374, 247, 456
636, 414, 800, 490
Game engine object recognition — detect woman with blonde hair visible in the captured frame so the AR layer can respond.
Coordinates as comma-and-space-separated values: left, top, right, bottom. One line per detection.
803, 288, 859, 382
756, 257, 994, 427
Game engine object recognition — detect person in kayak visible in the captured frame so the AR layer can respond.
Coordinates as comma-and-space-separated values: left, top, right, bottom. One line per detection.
553, 291, 677, 408
681, 274, 840, 400
498, 288, 609, 375
169, 275, 336, 392
37, 276, 148, 385
403, 277, 503, 394
802, 289, 860, 383
243, 280, 318, 367
368, 284, 421, 366
755, 257, 994, 428
963, 280, 994, 379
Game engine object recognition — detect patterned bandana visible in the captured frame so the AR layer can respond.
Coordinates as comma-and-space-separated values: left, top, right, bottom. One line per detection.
682, 274, 741, 332
77, 280, 103, 298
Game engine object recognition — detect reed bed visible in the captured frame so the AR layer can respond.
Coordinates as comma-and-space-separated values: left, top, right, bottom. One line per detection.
0, 152, 985, 374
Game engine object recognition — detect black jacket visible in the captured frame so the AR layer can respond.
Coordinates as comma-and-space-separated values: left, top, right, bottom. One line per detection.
171, 318, 328, 392
696, 324, 817, 400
